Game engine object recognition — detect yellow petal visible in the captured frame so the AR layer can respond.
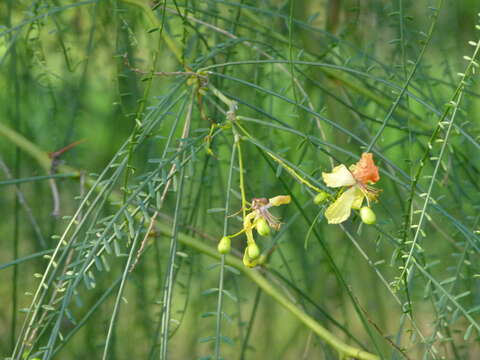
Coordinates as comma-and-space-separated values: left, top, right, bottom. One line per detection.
351, 187, 365, 210
324, 186, 363, 224
322, 164, 356, 188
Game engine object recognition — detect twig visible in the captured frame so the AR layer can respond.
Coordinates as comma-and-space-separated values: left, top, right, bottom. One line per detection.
351, 289, 412, 360
48, 139, 85, 217
122, 53, 208, 80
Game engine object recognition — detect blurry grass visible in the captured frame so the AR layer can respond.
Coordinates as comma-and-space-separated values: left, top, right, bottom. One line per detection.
1, 0, 480, 359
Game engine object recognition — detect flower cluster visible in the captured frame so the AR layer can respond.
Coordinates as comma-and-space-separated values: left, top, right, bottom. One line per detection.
218, 195, 291, 267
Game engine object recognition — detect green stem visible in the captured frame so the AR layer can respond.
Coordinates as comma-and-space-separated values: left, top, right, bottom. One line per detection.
0, 122, 51, 171
235, 134, 247, 218
235, 120, 322, 193
0, 173, 79, 186
214, 144, 236, 359
240, 287, 262, 360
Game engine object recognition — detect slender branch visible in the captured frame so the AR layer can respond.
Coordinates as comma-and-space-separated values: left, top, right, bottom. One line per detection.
122, 52, 208, 80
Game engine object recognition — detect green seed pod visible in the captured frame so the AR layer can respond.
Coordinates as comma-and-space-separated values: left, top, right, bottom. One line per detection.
217, 236, 231, 254
314, 191, 329, 204
247, 242, 260, 259
360, 206, 376, 225
256, 217, 270, 236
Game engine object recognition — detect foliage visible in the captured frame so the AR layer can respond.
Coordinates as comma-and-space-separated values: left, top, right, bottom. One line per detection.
1, 0, 480, 359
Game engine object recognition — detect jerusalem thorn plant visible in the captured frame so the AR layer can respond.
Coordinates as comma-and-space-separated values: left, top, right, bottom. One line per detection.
2, 1, 480, 360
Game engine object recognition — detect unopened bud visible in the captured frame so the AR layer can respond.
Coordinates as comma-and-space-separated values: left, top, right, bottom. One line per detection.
360, 207, 376, 225
269, 195, 291, 206
247, 242, 260, 259
186, 77, 197, 87
243, 249, 258, 268
256, 217, 270, 236
313, 191, 329, 204
217, 236, 231, 254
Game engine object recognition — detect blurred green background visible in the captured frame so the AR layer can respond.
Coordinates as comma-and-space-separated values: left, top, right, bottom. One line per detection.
1, 0, 480, 359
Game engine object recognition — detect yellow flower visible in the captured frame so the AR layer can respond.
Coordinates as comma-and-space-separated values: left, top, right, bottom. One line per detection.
322, 153, 380, 224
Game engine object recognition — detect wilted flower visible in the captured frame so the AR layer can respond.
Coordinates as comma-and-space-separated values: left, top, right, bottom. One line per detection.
322, 153, 380, 224
248, 195, 291, 231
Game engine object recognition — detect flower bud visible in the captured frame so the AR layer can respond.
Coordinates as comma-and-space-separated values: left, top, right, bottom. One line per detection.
186, 76, 197, 87
313, 191, 329, 204
360, 206, 376, 225
247, 242, 260, 259
243, 249, 258, 268
269, 195, 291, 206
256, 217, 270, 236
217, 236, 231, 254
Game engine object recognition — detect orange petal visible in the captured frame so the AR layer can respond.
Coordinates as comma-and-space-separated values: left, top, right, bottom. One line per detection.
351, 153, 380, 184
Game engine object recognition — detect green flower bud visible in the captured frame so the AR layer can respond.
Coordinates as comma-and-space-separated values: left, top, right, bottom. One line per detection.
360, 206, 376, 225
186, 76, 197, 87
314, 191, 329, 204
243, 249, 258, 268
256, 217, 270, 236
217, 236, 231, 254
247, 242, 260, 259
